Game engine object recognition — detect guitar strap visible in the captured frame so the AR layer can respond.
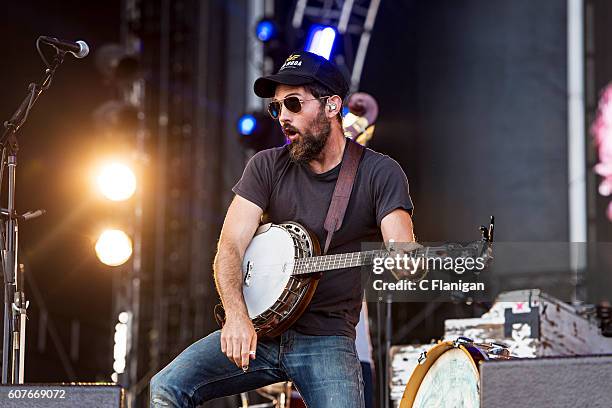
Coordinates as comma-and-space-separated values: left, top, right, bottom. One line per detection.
323, 139, 365, 255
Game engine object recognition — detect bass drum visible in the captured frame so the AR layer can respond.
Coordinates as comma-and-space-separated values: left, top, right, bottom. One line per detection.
399, 337, 511, 408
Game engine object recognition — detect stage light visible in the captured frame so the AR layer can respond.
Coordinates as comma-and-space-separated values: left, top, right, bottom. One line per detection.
305, 25, 337, 60
96, 162, 137, 201
95, 229, 133, 267
256, 19, 277, 42
238, 114, 257, 136
118, 312, 129, 324
113, 312, 129, 375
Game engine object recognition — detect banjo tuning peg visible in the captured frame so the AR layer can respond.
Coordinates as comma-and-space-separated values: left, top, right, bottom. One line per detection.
479, 225, 489, 240
479, 216, 495, 243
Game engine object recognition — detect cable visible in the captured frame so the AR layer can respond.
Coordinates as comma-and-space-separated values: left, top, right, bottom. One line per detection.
12, 84, 37, 132
0, 147, 6, 269
36, 37, 51, 68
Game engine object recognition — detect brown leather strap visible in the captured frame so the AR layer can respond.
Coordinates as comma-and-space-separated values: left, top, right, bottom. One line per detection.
323, 139, 365, 254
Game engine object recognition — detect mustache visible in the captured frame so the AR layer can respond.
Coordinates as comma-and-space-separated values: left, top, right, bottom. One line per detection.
282, 124, 300, 135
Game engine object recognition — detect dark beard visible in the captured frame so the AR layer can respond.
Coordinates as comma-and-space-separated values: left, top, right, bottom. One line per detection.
287, 107, 332, 165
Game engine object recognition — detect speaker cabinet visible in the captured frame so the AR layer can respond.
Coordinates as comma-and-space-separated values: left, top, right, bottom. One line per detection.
0, 384, 124, 408
480, 355, 612, 407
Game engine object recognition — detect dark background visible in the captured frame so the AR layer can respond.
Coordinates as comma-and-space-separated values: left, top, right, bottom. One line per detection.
1, 1, 121, 381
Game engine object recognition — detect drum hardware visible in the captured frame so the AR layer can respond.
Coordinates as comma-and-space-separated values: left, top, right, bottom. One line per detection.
452, 336, 473, 348
487, 343, 510, 357
239, 382, 293, 408
414, 337, 510, 370
596, 301, 612, 337
416, 351, 427, 366
389, 344, 435, 406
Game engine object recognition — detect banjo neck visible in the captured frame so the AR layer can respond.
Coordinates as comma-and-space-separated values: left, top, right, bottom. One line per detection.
216, 218, 494, 337
291, 245, 448, 275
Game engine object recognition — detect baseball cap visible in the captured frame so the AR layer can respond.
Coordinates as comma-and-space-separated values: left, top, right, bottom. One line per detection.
254, 51, 349, 100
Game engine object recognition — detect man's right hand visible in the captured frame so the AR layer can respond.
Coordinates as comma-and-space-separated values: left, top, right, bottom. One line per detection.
220, 314, 257, 370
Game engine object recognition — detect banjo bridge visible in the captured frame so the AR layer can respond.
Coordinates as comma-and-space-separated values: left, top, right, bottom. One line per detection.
244, 261, 253, 287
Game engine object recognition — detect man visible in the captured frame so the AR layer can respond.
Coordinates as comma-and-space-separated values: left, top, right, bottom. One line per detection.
150, 51, 415, 407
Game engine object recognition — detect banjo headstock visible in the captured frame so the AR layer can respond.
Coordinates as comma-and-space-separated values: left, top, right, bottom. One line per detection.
387, 216, 496, 281
478, 216, 495, 262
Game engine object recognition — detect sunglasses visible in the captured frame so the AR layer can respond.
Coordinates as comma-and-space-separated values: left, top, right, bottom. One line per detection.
267, 96, 330, 119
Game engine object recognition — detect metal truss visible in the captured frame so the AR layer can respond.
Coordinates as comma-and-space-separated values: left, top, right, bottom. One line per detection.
291, 0, 381, 91
117, 0, 214, 406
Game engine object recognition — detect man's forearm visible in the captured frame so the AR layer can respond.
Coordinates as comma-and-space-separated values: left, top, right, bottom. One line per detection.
213, 242, 250, 319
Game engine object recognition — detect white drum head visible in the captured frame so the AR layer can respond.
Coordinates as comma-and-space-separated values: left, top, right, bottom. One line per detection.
242, 225, 295, 318
412, 348, 480, 408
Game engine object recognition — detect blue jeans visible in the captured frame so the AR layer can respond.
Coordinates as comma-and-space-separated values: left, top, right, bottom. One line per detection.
150, 329, 364, 407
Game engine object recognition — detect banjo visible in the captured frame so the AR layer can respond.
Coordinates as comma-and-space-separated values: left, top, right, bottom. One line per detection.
215, 218, 494, 337
216, 96, 493, 336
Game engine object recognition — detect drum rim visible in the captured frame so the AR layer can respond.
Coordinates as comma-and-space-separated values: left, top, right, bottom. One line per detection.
399, 341, 480, 408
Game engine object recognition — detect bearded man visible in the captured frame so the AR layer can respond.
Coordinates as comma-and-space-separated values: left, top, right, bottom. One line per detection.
150, 51, 415, 407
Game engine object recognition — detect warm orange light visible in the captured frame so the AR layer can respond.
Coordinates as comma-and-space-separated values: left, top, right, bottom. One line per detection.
95, 229, 133, 266
96, 162, 136, 201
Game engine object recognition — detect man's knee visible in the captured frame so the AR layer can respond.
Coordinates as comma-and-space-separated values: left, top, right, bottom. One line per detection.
150, 370, 180, 407
149, 370, 165, 395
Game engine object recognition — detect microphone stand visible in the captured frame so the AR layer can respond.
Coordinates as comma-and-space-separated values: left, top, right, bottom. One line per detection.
384, 295, 392, 408
0, 47, 62, 384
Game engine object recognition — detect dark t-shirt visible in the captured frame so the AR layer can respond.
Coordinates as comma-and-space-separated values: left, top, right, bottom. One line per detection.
232, 138, 413, 339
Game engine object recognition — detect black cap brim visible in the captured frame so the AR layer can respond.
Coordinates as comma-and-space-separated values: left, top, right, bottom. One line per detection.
254, 73, 316, 98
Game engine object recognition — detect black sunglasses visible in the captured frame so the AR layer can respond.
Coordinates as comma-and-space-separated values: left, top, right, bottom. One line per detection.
267, 96, 330, 119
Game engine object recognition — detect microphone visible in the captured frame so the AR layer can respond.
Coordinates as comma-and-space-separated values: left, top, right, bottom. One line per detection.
38, 36, 89, 58
21, 209, 46, 221
0, 208, 46, 221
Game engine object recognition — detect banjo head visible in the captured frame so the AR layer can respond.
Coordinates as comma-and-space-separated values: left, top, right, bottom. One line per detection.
242, 224, 296, 318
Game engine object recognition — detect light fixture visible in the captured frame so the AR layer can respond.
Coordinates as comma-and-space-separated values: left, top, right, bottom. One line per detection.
256, 19, 277, 42
305, 25, 337, 60
237, 114, 257, 136
96, 162, 137, 202
95, 229, 133, 266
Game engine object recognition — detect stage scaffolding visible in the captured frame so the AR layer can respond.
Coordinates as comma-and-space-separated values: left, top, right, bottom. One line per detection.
115, 0, 249, 406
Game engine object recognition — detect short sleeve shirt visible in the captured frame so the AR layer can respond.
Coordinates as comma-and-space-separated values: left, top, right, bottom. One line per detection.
232, 138, 413, 338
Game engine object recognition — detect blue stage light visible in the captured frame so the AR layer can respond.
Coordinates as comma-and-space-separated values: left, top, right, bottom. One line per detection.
256, 20, 276, 42
238, 114, 257, 136
236, 111, 285, 151
305, 25, 337, 60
